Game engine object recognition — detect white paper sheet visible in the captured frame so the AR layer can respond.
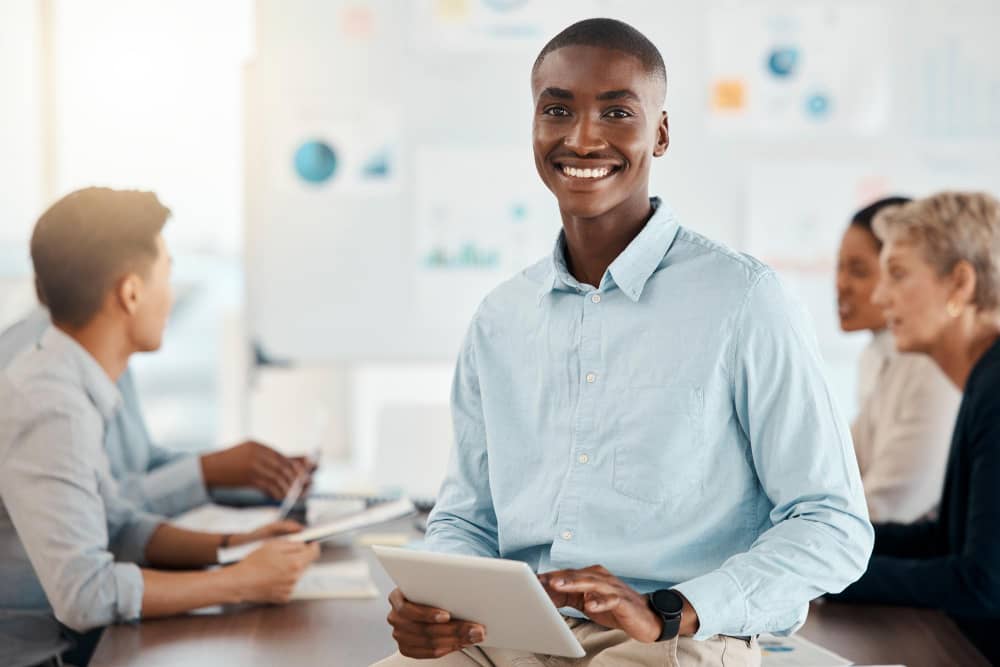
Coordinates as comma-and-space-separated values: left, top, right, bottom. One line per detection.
218, 498, 416, 564
291, 560, 379, 600
170, 504, 280, 534
759, 633, 851, 666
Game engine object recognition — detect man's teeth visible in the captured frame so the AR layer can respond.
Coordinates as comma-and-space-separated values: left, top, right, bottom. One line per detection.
561, 165, 612, 179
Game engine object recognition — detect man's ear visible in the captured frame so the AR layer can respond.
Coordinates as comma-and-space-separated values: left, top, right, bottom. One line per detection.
653, 110, 669, 157
116, 274, 142, 316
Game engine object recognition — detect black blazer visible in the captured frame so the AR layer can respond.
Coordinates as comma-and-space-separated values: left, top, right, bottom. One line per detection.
835, 337, 1000, 664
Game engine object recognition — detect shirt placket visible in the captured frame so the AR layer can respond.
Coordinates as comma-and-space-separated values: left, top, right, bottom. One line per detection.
553, 287, 605, 557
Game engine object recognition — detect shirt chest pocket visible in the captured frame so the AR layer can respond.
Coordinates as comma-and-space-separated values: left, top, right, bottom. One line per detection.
608, 386, 705, 505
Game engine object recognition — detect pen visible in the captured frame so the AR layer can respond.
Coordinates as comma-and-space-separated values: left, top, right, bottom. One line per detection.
276, 446, 321, 521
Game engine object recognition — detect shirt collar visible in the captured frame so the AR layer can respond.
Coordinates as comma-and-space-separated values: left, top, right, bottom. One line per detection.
537, 197, 680, 303
871, 328, 898, 360
39, 325, 122, 421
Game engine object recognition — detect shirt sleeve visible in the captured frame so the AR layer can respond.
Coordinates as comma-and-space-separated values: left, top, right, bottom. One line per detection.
0, 404, 161, 632
835, 394, 1000, 616
673, 271, 874, 639
112, 369, 210, 517
423, 314, 500, 558
116, 456, 209, 518
861, 356, 959, 522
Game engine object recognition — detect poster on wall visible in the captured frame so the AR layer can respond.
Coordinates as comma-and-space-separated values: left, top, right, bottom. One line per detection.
904, 3, 1000, 140
413, 144, 561, 331
411, 0, 601, 52
707, 3, 890, 136
270, 109, 401, 195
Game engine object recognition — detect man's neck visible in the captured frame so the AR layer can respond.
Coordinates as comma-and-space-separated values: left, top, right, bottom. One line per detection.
560, 192, 654, 288
927, 314, 1000, 390
55, 318, 132, 382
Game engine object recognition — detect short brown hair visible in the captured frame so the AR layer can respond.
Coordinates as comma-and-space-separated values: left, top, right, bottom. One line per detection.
31, 187, 170, 328
873, 191, 1000, 312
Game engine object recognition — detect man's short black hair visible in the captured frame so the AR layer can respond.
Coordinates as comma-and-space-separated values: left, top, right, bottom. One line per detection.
850, 196, 912, 250
31, 187, 170, 328
533, 18, 667, 96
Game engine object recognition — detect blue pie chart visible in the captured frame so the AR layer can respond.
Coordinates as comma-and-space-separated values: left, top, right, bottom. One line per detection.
294, 140, 338, 184
766, 47, 799, 78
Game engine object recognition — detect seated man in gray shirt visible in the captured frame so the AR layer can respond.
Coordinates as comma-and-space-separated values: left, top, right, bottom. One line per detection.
0, 307, 311, 518
0, 188, 320, 667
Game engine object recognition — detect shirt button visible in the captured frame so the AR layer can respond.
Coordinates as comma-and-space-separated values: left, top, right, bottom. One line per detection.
586, 373, 596, 383
591, 294, 601, 304
578, 453, 589, 464
561, 530, 574, 541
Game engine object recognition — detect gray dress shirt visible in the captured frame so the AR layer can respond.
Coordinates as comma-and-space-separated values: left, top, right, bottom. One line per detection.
0, 326, 164, 666
0, 307, 210, 517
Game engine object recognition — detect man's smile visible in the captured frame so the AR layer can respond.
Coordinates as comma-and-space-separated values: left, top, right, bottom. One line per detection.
551, 159, 624, 182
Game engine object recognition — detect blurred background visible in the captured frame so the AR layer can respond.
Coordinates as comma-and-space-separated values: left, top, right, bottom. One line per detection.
1, 0, 998, 499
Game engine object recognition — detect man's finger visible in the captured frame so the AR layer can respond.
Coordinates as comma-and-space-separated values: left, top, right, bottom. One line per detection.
258, 466, 293, 497
550, 577, 617, 594
396, 600, 452, 624
388, 588, 405, 610
585, 593, 622, 613
390, 617, 481, 639
255, 449, 298, 485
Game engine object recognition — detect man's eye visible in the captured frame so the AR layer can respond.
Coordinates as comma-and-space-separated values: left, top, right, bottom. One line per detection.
604, 109, 632, 119
543, 107, 569, 117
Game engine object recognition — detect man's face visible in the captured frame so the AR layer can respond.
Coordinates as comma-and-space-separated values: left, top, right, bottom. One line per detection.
531, 45, 668, 219
128, 234, 174, 352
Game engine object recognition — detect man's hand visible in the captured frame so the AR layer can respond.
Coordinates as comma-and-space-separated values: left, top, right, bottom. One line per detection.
538, 565, 699, 642
231, 540, 320, 604
386, 588, 486, 659
200, 441, 315, 499
227, 520, 303, 547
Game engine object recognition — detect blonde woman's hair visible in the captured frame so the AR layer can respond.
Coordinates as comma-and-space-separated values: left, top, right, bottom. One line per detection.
873, 191, 1000, 312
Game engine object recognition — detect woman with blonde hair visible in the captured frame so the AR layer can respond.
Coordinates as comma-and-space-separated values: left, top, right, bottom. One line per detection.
835, 191, 1000, 663
836, 197, 960, 523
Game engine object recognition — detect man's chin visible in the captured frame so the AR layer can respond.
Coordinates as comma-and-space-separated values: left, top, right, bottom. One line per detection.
555, 194, 620, 220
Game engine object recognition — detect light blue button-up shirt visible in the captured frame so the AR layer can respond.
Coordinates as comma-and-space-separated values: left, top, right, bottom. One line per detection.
424, 198, 873, 640
0, 326, 163, 665
0, 308, 209, 517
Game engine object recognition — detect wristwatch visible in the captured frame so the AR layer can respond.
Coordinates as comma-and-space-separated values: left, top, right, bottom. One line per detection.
648, 589, 684, 641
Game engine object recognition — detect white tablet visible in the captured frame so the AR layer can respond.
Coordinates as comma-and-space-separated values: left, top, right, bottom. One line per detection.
372, 546, 586, 658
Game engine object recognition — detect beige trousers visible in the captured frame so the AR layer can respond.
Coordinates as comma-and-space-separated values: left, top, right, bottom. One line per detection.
371, 617, 761, 667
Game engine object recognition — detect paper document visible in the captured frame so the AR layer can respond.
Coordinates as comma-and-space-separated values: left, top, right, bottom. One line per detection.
759, 633, 851, 666
291, 560, 379, 600
218, 498, 416, 564
171, 504, 280, 534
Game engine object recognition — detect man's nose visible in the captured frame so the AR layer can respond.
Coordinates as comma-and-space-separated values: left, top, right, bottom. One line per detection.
564, 116, 606, 155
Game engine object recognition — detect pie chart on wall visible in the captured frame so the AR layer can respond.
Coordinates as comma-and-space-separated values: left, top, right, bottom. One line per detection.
293, 140, 338, 184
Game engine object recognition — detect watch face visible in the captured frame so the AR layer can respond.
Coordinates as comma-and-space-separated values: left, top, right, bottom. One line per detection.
651, 589, 684, 616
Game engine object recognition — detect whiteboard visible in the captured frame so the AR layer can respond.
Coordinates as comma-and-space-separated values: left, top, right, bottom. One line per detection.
245, 0, 1000, 366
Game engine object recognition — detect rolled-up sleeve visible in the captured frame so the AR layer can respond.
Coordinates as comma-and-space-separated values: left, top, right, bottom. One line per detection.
674, 271, 874, 639
0, 404, 161, 632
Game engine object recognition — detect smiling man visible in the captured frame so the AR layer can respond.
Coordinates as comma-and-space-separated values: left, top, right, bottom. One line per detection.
378, 18, 873, 666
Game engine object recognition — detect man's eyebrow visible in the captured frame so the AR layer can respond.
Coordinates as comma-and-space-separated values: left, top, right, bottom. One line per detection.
596, 89, 640, 102
540, 87, 573, 99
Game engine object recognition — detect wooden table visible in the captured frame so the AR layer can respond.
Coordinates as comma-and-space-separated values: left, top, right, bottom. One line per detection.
799, 601, 989, 666
91, 536, 989, 667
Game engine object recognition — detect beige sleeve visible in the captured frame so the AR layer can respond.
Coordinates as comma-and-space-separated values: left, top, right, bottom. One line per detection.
862, 356, 961, 523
